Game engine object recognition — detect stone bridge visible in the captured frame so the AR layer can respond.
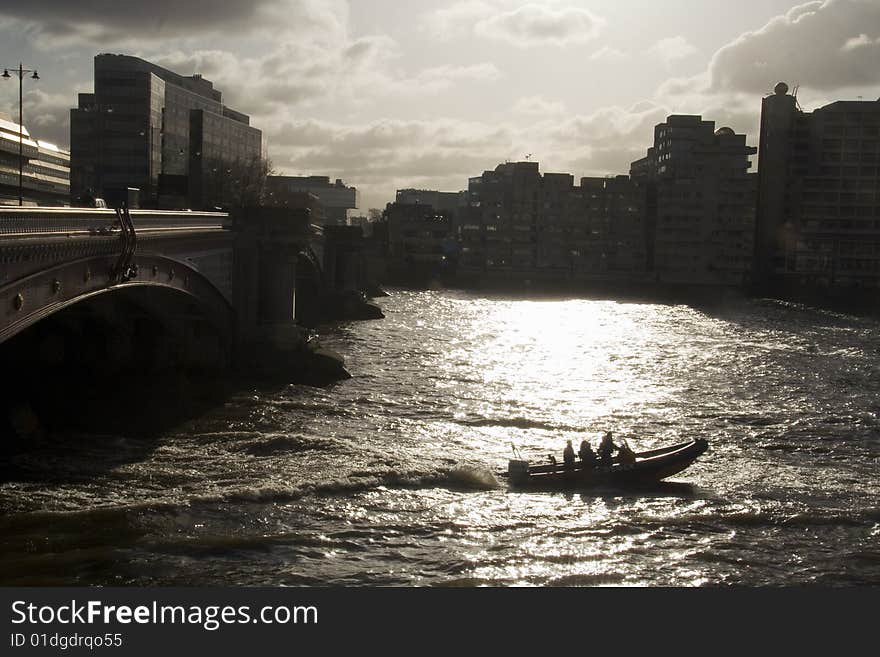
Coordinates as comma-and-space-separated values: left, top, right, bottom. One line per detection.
0, 205, 386, 438
0, 207, 237, 345
0, 206, 373, 380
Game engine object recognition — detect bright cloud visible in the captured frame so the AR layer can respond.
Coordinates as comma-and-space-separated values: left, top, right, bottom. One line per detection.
648, 36, 699, 64
430, 1, 605, 47
709, 0, 880, 93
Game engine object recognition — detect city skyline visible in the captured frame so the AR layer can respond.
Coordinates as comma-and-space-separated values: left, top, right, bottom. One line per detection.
1, 0, 879, 209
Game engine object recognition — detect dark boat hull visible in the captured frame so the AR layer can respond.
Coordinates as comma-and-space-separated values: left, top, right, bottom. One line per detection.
508, 439, 709, 490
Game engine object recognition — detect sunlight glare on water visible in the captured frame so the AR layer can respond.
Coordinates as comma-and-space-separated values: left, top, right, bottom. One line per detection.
0, 290, 878, 586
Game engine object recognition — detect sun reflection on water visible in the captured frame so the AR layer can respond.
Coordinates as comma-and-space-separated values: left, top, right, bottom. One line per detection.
4, 290, 879, 586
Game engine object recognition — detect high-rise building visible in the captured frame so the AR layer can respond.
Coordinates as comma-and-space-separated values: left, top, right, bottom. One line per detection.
70, 54, 263, 209
632, 115, 757, 286
266, 176, 358, 225
755, 83, 880, 289
462, 161, 543, 275
0, 113, 70, 206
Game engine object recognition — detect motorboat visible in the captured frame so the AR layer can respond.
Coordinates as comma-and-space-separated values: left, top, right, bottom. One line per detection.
506, 438, 709, 490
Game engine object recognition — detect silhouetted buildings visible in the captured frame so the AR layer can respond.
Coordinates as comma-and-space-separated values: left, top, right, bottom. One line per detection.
578, 175, 647, 277
385, 201, 457, 284
460, 162, 542, 276
457, 162, 647, 285
755, 83, 880, 290
395, 188, 466, 215
70, 54, 263, 209
632, 115, 757, 286
0, 113, 70, 206
266, 176, 358, 225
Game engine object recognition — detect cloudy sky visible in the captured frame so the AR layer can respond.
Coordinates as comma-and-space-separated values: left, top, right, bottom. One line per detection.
1, 0, 878, 209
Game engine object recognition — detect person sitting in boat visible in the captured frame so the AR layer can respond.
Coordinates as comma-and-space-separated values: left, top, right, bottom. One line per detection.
579, 439, 597, 467
617, 440, 636, 465
563, 440, 576, 469
598, 431, 618, 465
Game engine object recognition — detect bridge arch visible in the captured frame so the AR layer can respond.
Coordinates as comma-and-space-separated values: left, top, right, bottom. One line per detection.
0, 252, 234, 346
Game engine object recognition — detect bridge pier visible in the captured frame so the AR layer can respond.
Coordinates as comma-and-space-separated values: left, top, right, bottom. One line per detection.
230, 207, 350, 384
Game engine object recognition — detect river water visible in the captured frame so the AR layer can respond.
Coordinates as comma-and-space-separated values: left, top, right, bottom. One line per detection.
1, 290, 878, 586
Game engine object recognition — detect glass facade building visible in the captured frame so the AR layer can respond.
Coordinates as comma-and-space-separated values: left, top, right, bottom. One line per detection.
70, 54, 262, 209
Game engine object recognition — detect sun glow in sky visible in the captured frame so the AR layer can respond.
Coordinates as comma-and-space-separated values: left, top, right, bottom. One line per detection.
1, 0, 878, 209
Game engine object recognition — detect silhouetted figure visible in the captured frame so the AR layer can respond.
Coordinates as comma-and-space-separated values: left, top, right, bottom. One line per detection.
547, 454, 557, 472
618, 440, 636, 465
563, 440, 575, 469
598, 431, 618, 466
579, 439, 597, 467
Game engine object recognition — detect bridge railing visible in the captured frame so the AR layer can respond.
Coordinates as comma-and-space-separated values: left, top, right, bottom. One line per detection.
0, 207, 229, 238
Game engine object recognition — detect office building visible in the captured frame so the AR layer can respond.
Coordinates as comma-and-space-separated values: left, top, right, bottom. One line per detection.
577, 176, 647, 277
459, 161, 647, 283
631, 115, 757, 286
266, 176, 358, 225
0, 112, 70, 206
385, 201, 456, 284
70, 53, 263, 209
461, 161, 543, 275
755, 83, 880, 289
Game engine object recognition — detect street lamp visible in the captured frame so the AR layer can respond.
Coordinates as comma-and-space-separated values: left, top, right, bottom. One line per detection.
2, 63, 40, 206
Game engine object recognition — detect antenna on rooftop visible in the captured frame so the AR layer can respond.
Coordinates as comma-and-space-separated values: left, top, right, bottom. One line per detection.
785, 82, 804, 111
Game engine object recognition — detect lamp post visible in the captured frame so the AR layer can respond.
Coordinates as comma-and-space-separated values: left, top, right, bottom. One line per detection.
2, 63, 40, 206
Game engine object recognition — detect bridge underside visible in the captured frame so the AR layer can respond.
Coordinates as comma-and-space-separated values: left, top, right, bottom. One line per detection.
0, 273, 234, 438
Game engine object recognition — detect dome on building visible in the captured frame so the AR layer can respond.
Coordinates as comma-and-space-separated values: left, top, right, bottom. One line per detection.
715, 126, 735, 137
774, 82, 789, 96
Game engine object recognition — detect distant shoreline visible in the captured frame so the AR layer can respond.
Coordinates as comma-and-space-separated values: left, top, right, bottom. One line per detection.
379, 275, 880, 318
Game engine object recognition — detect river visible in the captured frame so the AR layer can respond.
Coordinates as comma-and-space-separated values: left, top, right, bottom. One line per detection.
1, 289, 878, 586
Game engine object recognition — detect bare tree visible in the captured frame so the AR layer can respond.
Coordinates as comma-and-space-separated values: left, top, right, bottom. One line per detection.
198, 155, 274, 209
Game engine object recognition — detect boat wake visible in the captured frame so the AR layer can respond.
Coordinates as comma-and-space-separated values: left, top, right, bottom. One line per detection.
442, 464, 501, 491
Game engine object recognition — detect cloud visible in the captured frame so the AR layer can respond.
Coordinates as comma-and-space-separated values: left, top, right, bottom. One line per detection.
144, 47, 501, 124
404, 63, 503, 94
512, 96, 567, 116
648, 36, 699, 64
708, 0, 880, 93
430, 1, 605, 47
0, 86, 78, 147
431, 1, 495, 39
267, 117, 519, 207
1, 0, 349, 48
548, 102, 672, 174
842, 33, 880, 51
478, 4, 605, 47
589, 46, 626, 62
